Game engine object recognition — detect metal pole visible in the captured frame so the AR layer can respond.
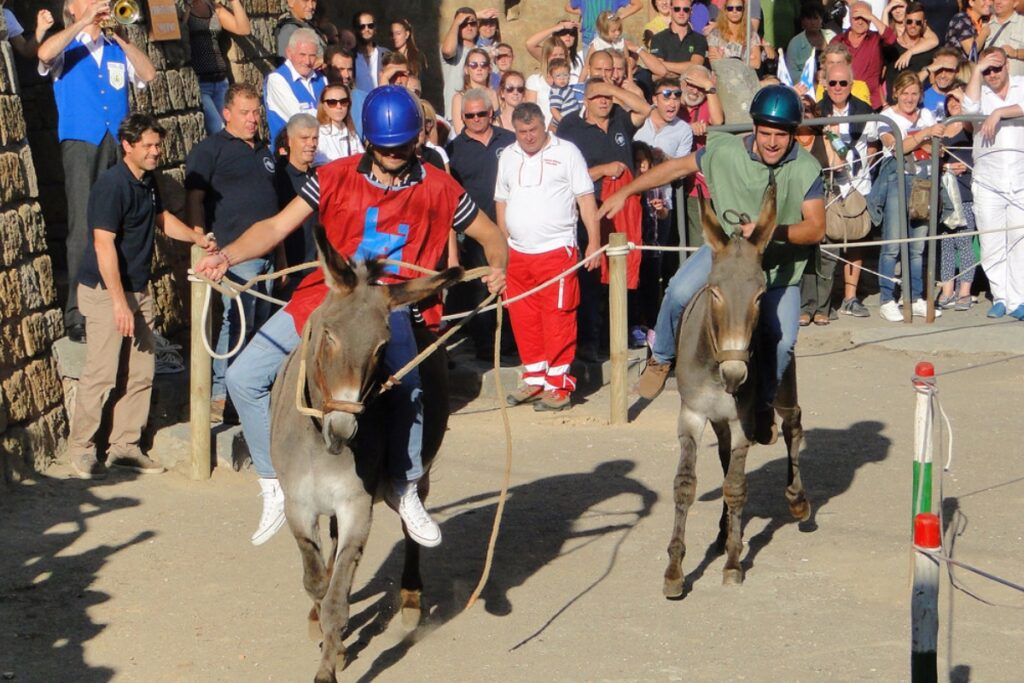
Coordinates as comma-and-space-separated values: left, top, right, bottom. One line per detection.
608, 232, 628, 425
926, 138, 943, 322
190, 245, 212, 480
911, 512, 941, 683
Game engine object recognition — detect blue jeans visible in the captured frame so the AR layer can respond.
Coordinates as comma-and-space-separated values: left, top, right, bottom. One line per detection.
199, 79, 228, 136
225, 306, 424, 482
869, 157, 926, 304
651, 245, 800, 408
212, 258, 275, 401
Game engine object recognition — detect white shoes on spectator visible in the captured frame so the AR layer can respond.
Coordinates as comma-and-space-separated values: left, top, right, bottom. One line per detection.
388, 480, 441, 548
879, 301, 904, 322
252, 477, 286, 546
911, 299, 941, 318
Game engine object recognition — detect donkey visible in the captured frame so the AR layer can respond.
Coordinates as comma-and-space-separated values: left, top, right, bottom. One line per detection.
269, 225, 463, 683
662, 184, 812, 599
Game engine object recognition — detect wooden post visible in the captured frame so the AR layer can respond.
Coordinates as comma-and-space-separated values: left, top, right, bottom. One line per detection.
911, 361, 935, 522
608, 232, 628, 425
911, 513, 941, 683
190, 245, 212, 480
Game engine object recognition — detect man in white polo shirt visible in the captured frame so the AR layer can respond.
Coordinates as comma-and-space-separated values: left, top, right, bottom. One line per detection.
496, 102, 601, 412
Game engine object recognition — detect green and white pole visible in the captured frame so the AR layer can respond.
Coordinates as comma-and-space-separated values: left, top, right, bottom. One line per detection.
912, 362, 935, 523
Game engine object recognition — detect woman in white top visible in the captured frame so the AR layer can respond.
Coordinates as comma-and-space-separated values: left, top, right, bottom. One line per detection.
525, 38, 570, 128
314, 83, 364, 166
874, 70, 946, 321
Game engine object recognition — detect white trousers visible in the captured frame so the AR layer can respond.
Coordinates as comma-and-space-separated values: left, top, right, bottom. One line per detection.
971, 184, 1024, 309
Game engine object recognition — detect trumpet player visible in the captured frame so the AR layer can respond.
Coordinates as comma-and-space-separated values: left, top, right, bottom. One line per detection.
38, 0, 156, 345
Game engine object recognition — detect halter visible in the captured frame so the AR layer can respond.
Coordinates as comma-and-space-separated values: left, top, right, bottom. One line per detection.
295, 318, 383, 419
681, 285, 752, 366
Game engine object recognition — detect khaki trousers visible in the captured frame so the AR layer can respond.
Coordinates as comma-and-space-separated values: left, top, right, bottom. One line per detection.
67, 284, 155, 457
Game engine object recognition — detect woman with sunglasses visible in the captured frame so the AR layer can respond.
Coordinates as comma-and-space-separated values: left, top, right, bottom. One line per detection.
450, 47, 499, 135
526, 19, 585, 82
390, 18, 426, 77
883, 2, 940, 98
495, 70, 527, 130
525, 38, 570, 128
314, 82, 364, 166
706, 0, 762, 69
945, 0, 990, 60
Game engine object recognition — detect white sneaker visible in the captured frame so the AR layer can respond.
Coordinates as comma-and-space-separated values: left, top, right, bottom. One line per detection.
388, 480, 441, 548
879, 300, 904, 322
912, 299, 941, 318
251, 478, 286, 546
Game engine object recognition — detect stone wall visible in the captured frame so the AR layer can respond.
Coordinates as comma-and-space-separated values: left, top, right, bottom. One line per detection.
0, 12, 67, 484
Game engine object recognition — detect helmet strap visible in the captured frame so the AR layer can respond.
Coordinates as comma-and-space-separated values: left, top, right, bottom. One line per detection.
367, 142, 416, 188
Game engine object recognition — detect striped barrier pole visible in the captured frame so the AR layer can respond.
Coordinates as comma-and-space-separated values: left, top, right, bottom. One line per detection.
912, 362, 935, 522
911, 512, 941, 683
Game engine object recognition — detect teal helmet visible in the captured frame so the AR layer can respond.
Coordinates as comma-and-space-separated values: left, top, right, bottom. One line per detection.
749, 85, 803, 129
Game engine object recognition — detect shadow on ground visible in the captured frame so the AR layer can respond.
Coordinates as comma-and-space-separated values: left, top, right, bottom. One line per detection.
0, 474, 153, 682
283, 459, 657, 682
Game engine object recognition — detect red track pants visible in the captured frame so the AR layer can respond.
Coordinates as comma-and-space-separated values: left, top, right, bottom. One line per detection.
506, 246, 580, 392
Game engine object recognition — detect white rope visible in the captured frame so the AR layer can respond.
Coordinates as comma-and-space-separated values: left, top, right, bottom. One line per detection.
197, 280, 247, 361
819, 247, 900, 284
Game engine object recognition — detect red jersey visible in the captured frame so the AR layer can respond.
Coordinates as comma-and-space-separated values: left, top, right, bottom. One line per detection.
284, 155, 472, 332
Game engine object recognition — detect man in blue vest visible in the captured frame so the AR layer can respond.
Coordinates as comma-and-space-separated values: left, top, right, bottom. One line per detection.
264, 27, 325, 146
599, 85, 826, 443
37, 0, 156, 343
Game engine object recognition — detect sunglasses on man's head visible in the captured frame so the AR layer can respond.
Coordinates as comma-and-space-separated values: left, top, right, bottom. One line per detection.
467, 61, 490, 69
982, 64, 1005, 76
359, 22, 374, 29
323, 98, 349, 107
463, 110, 491, 120
657, 88, 683, 98
671, 5, 692, 12
827, 79, 849, 87
504, 85, 526, 93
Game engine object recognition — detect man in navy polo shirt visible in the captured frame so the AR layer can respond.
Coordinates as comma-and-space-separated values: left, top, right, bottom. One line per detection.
38, 0, 156, 344
264, 28, 326, 146
67, 114, 213, 480
446, 88, 516, 360
558, 74, 650, 359
186, 82, 281, 423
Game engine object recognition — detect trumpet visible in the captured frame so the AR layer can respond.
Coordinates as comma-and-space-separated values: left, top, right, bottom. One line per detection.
100, 0, 141, 37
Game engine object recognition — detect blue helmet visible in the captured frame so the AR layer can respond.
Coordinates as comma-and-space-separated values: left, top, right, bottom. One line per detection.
362, 86, 423, 147
749, 85, 803, 129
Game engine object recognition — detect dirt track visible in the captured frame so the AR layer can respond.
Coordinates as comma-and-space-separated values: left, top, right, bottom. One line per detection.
2, 315, 1023, 683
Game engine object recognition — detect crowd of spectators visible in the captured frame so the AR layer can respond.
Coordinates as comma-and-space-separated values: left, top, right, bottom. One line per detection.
8, 0, 1024, 480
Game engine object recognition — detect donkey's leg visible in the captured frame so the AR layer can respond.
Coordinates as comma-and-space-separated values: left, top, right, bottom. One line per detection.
285, 503, 330, 641
664, 407, 705, 599
721, 420, 750, 585
314, 501, 371, 683
307, 515, 341, 641
399, 477, 428, 629
710, 420, 732, 552
774, 361, 811, 521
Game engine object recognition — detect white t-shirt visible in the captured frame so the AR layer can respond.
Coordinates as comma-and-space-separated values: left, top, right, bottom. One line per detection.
526, 73, 554, 128
315, 123, 364, 166
495, 134, 595, 253
962, 75, 1024, 191
878, 106, 937, 172
827, 103, 879, 196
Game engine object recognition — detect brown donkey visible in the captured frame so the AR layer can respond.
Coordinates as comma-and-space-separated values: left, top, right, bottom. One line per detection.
270, 225, 462, 682
663, 184, 812, 599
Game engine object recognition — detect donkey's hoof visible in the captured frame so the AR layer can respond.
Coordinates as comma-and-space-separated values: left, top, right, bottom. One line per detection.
399, 589, 422, 630
790, 499, 812, 522
722, 567, 744, 585
313, 669, 337, 683
663, 576, 685, 599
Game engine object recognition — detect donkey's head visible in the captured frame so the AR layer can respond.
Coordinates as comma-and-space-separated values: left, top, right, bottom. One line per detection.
701, 183, 777, 394
309, 224, 462, 453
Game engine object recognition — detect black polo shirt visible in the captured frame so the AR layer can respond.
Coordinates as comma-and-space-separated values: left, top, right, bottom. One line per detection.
649, 26, 709, 64
78, 161, 162, 292
184, 129, 279, 247
446, 126, 515, 221
274, 160, 319, 267
556, 105, 636, 201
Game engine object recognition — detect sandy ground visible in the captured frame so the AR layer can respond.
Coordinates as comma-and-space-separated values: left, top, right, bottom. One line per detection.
2, 313, 1023, 683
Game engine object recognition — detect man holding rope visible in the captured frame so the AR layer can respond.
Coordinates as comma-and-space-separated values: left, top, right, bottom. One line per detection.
599, 85, 825, 444
194, 86, 507, 547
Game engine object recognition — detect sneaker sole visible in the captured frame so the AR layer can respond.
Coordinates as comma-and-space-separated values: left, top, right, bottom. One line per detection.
251, 511, 286, 546
506, 392, 542, 407
403, 527, 442, 548
533, 401, 571, 412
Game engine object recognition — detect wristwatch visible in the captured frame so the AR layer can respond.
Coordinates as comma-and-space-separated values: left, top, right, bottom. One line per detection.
706, 87, 718, 94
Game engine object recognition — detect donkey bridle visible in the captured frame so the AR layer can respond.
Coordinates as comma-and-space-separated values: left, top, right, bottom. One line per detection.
684, 285, 752, 365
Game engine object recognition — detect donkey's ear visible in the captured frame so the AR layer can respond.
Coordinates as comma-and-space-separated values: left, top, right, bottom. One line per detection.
700, 196, 730, 252
314, 223, 357, 294
748, 180, 778, 255
385, 267, 464, 309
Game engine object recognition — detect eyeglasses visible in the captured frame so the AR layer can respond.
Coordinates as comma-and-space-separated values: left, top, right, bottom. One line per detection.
657, 88, 683, 98
827, 79, 849, 87
982, 64, 1004, 76
323, 98, 350, 107
933, 67, 956, 74
725, 5, 744, 11
463, 110, 492, 120
671, 5, 692, 12
467, 61, 490, 69
905, 18, 924, 25
463, 19, 478, 26
504, 85, 526, 93
359, 22, 374, 29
